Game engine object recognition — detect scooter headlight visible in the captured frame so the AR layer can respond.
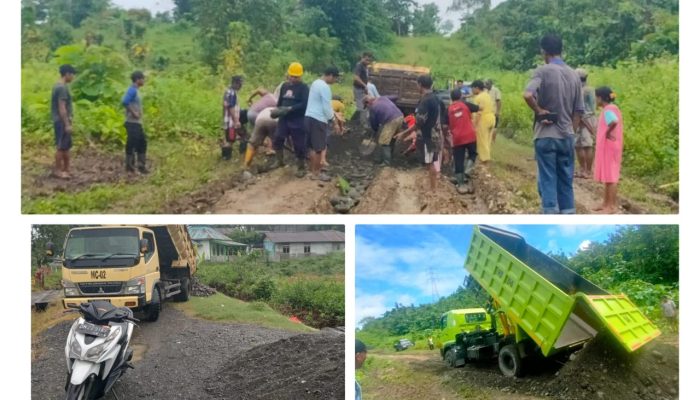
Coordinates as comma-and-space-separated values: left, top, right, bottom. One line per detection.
69, 337, 82, 359
85, 326, 121, 362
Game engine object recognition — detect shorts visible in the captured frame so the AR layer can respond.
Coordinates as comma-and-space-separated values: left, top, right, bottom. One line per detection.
423, 144, 442, 172
378, 116, 404, 146
251, 121, 277, 147
53, 121, 72, 151
575, 114, 596, 148
305, 116, 328, 153
247, 109, 259, 125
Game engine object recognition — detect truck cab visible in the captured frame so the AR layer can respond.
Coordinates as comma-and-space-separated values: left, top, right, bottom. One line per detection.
51, 225, 196, 321
436, 308, 493, 355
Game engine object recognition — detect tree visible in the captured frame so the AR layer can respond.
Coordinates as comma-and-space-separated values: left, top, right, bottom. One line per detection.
31, 225, 71, 271
174, 0, 194, 20
382, 0, 416, 36
439, 19, 455, 35
412, 3, 440, 36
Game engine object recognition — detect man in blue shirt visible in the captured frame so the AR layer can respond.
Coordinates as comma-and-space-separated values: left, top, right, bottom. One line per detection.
122, 71, 148, 173
523, 34, 584, 214
305, 66, 339, 182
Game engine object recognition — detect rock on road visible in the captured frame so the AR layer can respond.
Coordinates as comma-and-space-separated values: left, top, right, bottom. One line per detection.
31, 307, 298, 400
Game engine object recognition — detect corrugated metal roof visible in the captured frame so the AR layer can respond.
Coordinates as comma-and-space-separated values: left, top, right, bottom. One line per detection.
263, 230, 345, 244
188, 226, 246, 246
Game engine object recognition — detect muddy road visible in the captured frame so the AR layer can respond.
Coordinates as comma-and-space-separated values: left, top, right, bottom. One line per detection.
31, 306, 334, 400
205, 124, 673, 214
362, 334, 679, 400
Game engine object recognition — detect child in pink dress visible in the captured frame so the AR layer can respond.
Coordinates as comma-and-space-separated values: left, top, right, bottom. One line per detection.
593, 87, 623, 213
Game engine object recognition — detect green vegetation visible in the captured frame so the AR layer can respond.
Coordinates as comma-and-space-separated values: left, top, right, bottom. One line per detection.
21, 0, 678, 212
358, 225, 679, 350
385, 35, 678, 190
196, 252, 344, 328
174, 293, 316, 332
356, 351, 493, 400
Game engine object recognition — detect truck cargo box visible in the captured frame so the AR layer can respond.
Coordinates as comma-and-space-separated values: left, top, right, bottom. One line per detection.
466, 225, 659, 356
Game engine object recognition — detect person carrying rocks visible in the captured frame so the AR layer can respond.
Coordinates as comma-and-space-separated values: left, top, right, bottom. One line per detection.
270, 62, 310, 178
396, 74, 446, 191
366, 95, 404, 166
353, 52, 374, 131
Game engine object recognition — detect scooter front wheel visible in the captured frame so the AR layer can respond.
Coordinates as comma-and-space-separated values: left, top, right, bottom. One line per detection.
65, 382, 87, 400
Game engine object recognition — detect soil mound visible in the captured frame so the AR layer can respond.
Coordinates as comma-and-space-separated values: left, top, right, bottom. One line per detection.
543, 334, 678, 400
205, 331, 344, 400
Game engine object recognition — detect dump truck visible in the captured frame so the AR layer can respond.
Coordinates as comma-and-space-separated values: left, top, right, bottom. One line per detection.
436, 308, 497, 363
440, 225, 661, 377
369, 63, 431, 114
47, 225, 197, 322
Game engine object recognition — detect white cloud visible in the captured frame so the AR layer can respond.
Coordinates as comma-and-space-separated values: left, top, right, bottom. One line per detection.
356, 229, 467, 311
355, 292, 391, 326
578, 240, 592, 252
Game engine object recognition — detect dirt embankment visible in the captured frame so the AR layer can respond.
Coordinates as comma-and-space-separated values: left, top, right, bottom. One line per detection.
205, 329, 345, 400
369, 334, 678, 400
31, 307, 342, 400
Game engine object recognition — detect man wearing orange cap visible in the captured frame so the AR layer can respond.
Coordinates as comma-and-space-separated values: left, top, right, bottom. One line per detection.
270, 62, 310, 178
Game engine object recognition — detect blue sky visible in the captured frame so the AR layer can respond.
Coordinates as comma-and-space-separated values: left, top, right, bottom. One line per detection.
355, 224, 619, 326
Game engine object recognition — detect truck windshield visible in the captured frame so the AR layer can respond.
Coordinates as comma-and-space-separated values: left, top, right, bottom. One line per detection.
465, 313, 486, 323
64, 228, 139, 268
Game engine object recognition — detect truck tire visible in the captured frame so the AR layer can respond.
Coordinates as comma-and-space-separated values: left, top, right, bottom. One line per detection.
144, 287, 161, 322
498, 344, 523, 377
174, 277, 190, 302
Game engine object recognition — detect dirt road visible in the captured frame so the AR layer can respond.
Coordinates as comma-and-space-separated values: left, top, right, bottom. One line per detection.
31, 307, 313, 399
361, 335, 679, 400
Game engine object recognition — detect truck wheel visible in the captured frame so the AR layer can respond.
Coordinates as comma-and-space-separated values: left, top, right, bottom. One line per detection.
444, 346, 455, 367
498, 344, 523, 377
174, 277, 190, 302
144, 287, 161, 322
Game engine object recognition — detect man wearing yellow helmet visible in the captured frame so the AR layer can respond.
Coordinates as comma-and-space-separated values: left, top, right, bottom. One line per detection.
270, 62, 310, 178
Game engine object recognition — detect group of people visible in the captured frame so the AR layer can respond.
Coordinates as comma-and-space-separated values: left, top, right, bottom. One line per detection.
524, 34, 624, 214
51, 65, 149, 179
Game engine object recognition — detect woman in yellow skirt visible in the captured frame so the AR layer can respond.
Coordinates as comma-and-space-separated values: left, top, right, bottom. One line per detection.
471, 80, 496, 163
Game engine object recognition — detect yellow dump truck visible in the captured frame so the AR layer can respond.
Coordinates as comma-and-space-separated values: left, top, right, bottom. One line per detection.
369, 62, 431, 114
48, 225, 197, 322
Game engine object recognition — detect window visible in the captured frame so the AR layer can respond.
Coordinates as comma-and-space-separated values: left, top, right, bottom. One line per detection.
440, 315, 447, 329
465, 313, 487, 324
282, 245, 290, 254
304, 244, 311, 254
142, 232, 155, 262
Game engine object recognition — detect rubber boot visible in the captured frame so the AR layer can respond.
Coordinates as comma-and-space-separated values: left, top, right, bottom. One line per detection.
137, 153, 149, 174
456, 173, 469, 194
244, 147, 256, 168
295, 158, 306, 178
465, 159, 476, 177
269, 151, 285, 169
125, 153, 136, 173
381, 145, 392, 166
239, 139, 247, 154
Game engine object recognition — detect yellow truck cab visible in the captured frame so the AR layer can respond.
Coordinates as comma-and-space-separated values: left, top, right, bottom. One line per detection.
50, 225, 197, 322
436, 308, 494, 357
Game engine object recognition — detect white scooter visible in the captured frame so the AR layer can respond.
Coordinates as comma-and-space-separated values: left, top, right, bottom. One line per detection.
64, 301, 138, 400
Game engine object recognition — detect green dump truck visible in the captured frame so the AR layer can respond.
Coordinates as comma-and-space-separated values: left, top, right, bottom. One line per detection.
443, 225, 660, 377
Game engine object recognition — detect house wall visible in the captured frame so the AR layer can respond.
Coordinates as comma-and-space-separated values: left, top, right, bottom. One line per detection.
195, 240, 238, 262
267, 241, 344, 261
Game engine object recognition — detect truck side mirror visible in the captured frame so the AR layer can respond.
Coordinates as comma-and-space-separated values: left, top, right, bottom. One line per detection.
45, 242, 54, 257
139, 239, 149, 254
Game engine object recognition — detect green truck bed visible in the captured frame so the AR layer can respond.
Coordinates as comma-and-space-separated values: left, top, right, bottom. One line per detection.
466, 225, 660, 356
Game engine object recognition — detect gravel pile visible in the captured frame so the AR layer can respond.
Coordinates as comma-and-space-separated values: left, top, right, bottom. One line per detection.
205, 330, 344, 400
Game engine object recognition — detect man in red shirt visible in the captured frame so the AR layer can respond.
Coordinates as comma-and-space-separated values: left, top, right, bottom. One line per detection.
448, 89, 477, 194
